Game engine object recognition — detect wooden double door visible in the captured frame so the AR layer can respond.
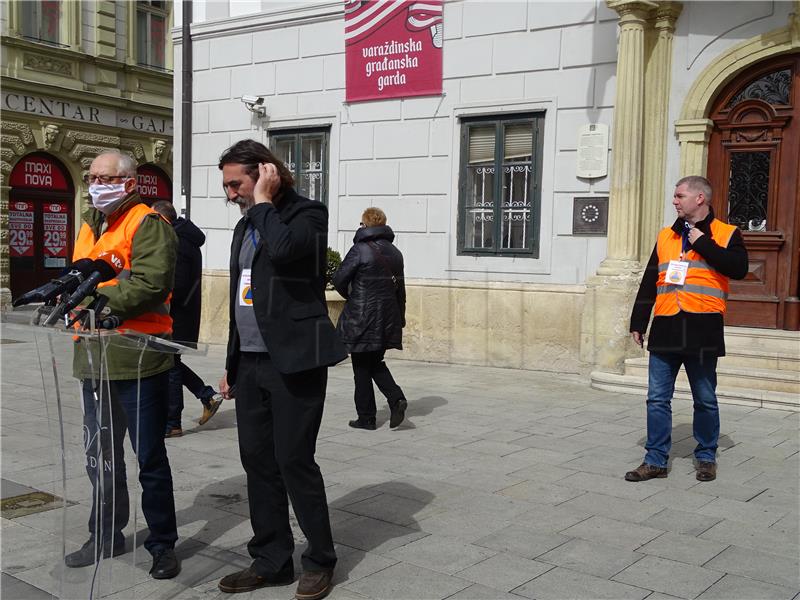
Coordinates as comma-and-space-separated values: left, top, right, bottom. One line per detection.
707, 53, 800, 330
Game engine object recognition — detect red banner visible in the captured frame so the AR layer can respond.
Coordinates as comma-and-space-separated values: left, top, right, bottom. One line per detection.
9, 201, 34, 257
345, 0, 443, 103
42, 202, 69, 257
137, 165, 171, 202
9, 155, 70, 191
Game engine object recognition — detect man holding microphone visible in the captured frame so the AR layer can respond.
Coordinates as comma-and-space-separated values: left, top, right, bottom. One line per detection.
626, 176, 748, 483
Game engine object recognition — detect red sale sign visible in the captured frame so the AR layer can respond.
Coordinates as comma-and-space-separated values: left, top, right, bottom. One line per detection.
9, 201, 34, 257
43, 202, 69, 257
345, 0, 443, 103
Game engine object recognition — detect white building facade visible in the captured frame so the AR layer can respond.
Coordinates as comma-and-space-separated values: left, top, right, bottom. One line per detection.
174, 1, 800, 396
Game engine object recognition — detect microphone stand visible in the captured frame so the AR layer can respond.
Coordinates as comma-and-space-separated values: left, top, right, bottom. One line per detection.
66, 294, 108, 331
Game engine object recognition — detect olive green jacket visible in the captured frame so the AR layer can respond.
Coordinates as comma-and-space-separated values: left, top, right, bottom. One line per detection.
73, 193, 178, 380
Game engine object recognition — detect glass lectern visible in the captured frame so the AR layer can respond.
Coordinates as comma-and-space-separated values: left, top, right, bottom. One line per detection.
2, 306, 206, 599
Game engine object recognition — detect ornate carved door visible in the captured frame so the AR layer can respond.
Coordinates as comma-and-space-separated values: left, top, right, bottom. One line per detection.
707, 54, 800, 330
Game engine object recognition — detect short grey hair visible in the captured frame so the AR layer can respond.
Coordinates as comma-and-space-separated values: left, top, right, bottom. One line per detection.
676, 175, 712, 201
96, 151, 138, 178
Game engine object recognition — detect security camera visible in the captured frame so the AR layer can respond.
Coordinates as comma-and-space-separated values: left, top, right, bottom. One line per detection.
241, 95, 266, 116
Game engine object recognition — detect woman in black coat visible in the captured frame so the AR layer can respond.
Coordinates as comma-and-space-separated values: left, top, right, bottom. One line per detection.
333, 207, 407, 430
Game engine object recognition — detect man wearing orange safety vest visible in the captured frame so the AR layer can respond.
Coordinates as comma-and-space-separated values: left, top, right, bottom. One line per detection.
626, 176, 748, 484
67, 151, 181, 579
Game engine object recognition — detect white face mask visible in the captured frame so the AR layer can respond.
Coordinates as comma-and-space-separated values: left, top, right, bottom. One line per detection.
89, 183, 128, 215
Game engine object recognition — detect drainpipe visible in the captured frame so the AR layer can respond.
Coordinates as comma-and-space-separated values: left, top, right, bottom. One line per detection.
181, 0, 192, 219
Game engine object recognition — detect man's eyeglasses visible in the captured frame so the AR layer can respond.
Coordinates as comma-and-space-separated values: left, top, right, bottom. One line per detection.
83, 174, 130, 185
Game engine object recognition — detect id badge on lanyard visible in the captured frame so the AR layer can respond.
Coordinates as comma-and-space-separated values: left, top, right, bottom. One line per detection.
666, 226, 691, 285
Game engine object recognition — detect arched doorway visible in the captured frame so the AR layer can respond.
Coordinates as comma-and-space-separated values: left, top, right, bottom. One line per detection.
706, 54, 800, 330
8, 153, 75, 300
136, 164, 172, 206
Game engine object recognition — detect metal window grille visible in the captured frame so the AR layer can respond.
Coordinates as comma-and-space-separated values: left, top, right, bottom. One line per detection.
269, 128, 330, 204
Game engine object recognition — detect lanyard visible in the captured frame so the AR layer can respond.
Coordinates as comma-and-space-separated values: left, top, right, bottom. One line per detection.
680, 223, 692, 260
247, 224, 259, 249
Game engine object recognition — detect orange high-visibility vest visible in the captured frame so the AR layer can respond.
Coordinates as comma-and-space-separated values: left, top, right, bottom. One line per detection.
73, 203, 172, 335
654, 219, 738, 316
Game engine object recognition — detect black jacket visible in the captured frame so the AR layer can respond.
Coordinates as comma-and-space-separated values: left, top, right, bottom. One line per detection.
630, 209, 748, 358
333, 225, 406, 353
225, 188, 347, 379
171, 217, 205, 345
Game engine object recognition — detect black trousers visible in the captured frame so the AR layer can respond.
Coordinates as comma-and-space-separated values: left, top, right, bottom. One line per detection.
351, 350, 405, 419
234, 352, 336, 576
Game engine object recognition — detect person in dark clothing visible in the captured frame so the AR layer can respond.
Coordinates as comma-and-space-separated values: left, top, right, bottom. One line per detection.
216, 140, 347, 600
152, 201, 222, 438
333, 207, 407, 431
626, 176, 748, 483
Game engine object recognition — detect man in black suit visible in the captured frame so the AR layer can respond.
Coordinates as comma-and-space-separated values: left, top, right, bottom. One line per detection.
216, 140, 347, 600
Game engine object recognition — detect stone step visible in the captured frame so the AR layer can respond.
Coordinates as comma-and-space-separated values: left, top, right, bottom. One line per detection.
720, 347, 800, 372
624, 357, 800, 395
724, 326, 800, 355
590, 370, 799, 412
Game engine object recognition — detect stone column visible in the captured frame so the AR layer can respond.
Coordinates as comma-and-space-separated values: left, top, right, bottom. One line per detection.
580, 0, 656, 372
675, 118, 714, 177
640, 2, 682, 262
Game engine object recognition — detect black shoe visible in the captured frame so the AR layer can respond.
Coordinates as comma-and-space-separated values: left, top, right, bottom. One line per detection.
348, 417, 376, 430
295, 569, 333, 600
65, 537, 126, 568
150, 548, 180, 579
389, 398, 407, 429
219, 567, 295, 593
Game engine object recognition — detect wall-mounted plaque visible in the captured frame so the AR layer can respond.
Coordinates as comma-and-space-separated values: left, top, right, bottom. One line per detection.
573, 196, 608, 235
576, 123, 608, 178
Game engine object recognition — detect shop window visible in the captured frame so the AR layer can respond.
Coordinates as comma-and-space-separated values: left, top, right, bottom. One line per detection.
458, 113, 544, 257
269, 128, 330, 204
136, 0, 168, 70
21, 0, 61, 44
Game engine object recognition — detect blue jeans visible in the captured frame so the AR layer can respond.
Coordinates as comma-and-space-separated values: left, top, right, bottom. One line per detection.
166, 355, 215, 429
645, 352, 719, 468
81, 372, 178, 554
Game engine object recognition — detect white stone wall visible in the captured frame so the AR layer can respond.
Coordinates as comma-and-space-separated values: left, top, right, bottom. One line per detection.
663, 1, 794, 228
181, 0, 619, 287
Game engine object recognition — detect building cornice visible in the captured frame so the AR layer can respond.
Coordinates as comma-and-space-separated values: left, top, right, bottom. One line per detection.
1, 78, 173, 118
172, 1, 343, 42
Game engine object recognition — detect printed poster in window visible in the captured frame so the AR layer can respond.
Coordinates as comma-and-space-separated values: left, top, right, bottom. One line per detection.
9, 201, 34, 257
345, 0, 443, 103
43, 202, 69, 268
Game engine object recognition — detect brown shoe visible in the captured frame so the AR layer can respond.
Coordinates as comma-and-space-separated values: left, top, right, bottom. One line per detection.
625, 462, 667, 482
219, 567, 294, 593
199, 395, 223, 426
295, 569, 333, 600
164, 428, 183, 438
696, 461, 717, 482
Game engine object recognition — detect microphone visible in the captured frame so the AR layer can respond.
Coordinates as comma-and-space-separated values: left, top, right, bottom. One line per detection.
99, 315, 122, 330
60, 253, 123, 314
12, 259, 95, 307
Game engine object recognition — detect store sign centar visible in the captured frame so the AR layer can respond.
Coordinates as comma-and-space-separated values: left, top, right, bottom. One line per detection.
1, 91, 173, 135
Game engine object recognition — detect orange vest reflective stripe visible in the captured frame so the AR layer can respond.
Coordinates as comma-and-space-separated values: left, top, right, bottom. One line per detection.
654, 219, 737, 316
73, 203, 172, 335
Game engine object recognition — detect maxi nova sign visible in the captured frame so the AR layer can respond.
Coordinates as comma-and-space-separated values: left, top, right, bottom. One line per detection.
345, 0, 443, 103
1, 91, 173, 134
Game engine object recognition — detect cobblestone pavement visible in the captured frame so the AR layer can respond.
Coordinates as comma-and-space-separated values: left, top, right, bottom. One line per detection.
2, 327, 798, 600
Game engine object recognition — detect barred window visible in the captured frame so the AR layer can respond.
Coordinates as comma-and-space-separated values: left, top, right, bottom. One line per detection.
458, 114, 543, 257
269, 128, 330, 204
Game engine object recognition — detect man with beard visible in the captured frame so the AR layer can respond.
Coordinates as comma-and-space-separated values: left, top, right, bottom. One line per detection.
216, 140, 347, 600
